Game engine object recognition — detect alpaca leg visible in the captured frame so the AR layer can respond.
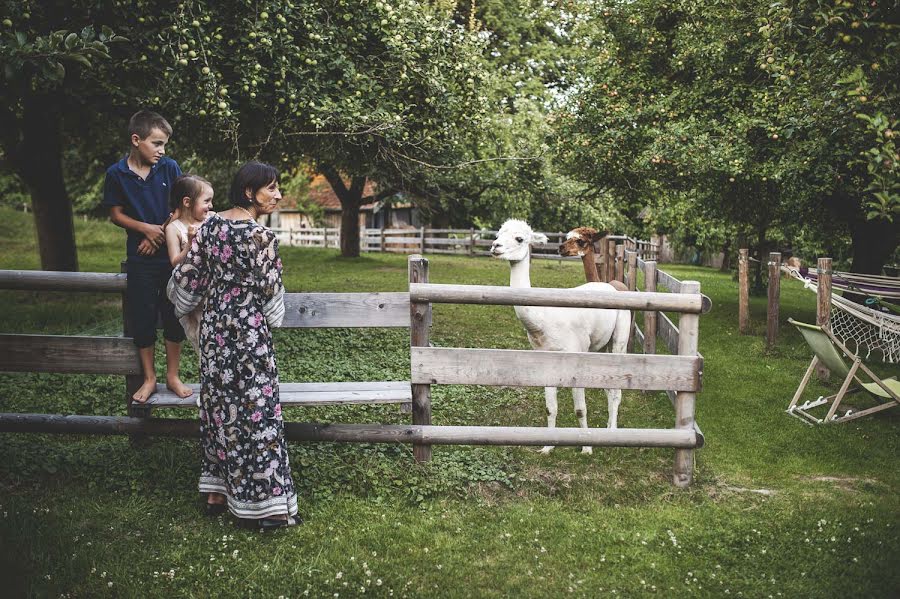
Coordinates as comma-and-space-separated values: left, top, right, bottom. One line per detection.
539, 386, 558, 454
573, 387, 592, 455
605, 309, 630, 429
606, 388, 622, 429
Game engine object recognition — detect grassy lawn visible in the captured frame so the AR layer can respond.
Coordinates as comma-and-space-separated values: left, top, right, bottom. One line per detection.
1, 206, 898, 598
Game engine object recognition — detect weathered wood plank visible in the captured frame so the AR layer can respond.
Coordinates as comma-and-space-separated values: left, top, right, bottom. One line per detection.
657, 312, 680, 355
411, 347, 701, 391
656, 268, 682, 293
144, 381, 412, 407
281, 292, 410, 328
424, 238, 469, 246
0, 413, 700, 448
410, 283, 707, 314
0, 270, 127, 292
0, 334, 141, 375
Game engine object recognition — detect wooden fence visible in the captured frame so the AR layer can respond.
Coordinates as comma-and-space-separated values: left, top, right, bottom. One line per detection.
271, 227, 660, 262
0, 254, 707, 486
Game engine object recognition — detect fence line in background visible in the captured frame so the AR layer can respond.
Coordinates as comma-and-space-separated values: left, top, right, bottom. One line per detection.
270, 227, 660, 262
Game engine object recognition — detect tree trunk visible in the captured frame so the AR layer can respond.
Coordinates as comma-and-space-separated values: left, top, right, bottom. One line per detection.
719, 238, 732, 272
339, 198, 362, 257
8, 92, 78, 271
322, 165, 366, 258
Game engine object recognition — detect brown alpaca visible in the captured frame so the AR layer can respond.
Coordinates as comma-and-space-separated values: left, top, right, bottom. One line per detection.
558, 227, 628, 290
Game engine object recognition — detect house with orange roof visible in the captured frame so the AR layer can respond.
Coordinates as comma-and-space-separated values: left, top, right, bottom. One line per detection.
273, 174, 422, 231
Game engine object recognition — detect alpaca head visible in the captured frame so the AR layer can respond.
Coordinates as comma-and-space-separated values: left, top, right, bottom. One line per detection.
490, 219, 548, 262
558, 227, 605, 257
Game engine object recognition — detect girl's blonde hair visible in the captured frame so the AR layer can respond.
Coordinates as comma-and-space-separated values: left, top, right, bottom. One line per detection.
169, 174, 212, 212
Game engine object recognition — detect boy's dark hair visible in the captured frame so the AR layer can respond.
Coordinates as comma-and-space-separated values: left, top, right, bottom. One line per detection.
229, 161, 279, 208
169, 174, 212, 212
128, 110, 173, 139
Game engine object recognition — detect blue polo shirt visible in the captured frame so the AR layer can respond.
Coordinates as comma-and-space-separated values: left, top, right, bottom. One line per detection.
102, 156, 182, 264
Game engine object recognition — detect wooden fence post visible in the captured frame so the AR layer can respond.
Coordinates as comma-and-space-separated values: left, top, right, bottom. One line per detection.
597, 237, 607, 282
408, 255, 432, 463
739, 249, 749, 334
816, 257, 833, 380
420, 226, 426, 254
615, 244, 625, 283
323, 228, 328, 249
469, 228, 475, 256
606, 239, 616, 282
674, 280, 700, 488
626, 250, 638, 350
380, 228, 386, 253
626, 250, 637, 291
644, 261, 658, 355
767, 252, 781, 349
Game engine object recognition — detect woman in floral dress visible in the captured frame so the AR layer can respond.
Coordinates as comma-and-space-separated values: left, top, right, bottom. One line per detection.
168, 161, 297, 528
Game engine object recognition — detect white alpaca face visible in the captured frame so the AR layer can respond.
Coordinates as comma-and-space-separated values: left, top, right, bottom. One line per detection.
490, 219, 548, 262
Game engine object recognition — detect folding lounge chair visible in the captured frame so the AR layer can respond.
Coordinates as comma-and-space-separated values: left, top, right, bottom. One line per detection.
787, 318, 900, 424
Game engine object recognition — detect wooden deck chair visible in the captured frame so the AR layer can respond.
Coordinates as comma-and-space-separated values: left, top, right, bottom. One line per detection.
787, 318, 900, 424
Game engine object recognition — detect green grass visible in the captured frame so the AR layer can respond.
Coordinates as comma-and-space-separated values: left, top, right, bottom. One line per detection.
1, 207, 898, 598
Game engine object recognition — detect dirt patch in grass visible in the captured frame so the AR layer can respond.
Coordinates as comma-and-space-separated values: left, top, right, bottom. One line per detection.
802, 475, 884, 493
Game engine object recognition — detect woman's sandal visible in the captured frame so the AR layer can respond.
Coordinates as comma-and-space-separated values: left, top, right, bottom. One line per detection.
205, 502, 228, 516
203, 493, 228, 516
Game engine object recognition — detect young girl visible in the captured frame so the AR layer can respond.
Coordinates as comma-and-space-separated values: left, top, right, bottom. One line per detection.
166, 174, 214, 268
166, 174, 214, 354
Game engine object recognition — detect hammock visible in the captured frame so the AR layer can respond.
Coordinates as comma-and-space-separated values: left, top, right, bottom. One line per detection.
794, 266, 900, 299
783, 266, 900, 363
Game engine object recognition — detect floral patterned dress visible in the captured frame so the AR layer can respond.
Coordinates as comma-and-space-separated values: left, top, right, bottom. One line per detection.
168, 214, 297, 519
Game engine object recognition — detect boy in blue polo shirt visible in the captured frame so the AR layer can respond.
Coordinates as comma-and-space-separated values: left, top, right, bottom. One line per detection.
103, 110, 193, 403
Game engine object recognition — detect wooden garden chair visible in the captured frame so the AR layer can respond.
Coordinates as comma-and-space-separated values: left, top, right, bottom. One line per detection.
787, 318, 900, 424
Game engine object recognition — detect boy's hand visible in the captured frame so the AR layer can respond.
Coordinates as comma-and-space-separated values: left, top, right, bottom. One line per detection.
137, 238, 158, 255
143, 222, 166, 246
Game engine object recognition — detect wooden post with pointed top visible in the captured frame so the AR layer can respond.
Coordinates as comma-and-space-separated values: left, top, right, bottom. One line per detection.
408, 255, 432, 462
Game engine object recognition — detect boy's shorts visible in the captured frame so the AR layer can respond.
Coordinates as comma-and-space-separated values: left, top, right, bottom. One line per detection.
127, 261, 186, 348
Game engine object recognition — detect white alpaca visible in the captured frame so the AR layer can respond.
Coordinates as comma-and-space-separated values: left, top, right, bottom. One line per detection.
490, 219, 632, 454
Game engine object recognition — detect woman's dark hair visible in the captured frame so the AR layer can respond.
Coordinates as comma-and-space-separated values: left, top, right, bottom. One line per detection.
169, 174, 212, 212
229, 161, 279, 208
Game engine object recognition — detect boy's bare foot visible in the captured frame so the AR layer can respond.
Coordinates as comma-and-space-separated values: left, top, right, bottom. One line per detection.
166, 376, 194, 398
132, 378, 158, 403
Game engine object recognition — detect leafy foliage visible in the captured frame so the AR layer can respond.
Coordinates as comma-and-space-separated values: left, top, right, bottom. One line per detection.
554, 0, 898, 270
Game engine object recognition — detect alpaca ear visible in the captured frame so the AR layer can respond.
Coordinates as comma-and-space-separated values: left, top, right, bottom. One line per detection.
531, 232, 548, 245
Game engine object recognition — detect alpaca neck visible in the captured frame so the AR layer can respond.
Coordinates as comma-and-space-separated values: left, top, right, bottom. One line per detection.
581, 247, 601, 283
508, 253, 532, 288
